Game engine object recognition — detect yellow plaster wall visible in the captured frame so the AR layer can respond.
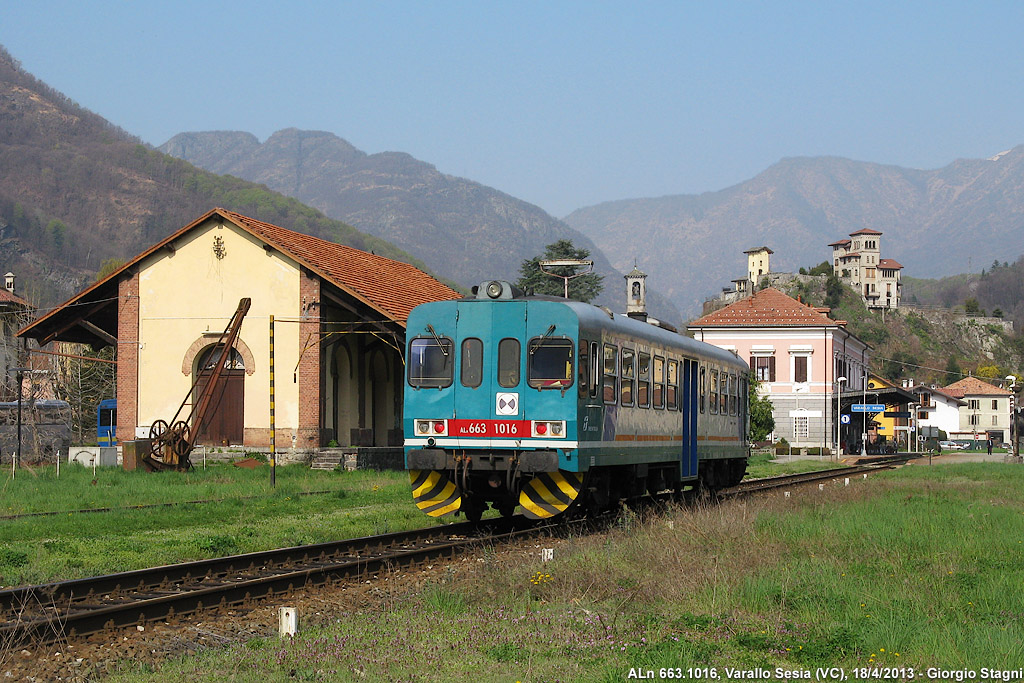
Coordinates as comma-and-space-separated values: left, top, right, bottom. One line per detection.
135, 218, 301, 436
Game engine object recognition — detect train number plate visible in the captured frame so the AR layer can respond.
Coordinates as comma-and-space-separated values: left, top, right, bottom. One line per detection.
448, 419, 530, 438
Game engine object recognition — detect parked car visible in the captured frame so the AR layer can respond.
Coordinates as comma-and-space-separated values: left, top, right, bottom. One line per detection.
938, 440, 969, 451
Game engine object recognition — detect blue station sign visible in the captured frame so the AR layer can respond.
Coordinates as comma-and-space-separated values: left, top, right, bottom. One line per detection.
851, 404, 885, 412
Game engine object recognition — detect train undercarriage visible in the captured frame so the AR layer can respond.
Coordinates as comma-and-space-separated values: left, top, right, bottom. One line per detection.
409, 449, 748, 522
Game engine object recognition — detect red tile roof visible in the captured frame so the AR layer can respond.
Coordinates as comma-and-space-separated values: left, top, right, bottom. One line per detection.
0, 287, 29, 307
878, 258, 903, 269
941, 376, 1012, 397
849, 228, 883, 236
690, 288, 844, 328
220, 210, 461, 322
19, 209, 461, 343
828, 239, 851, 247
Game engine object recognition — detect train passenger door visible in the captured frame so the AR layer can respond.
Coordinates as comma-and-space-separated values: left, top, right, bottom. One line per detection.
454, 300, 528, 425
681, 358, 698, 478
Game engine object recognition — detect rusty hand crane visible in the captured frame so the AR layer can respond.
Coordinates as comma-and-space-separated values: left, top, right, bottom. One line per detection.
144, 298, 251, 471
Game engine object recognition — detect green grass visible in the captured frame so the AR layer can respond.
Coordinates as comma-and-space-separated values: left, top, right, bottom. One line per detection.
0, 463, 438, 587
745, 451, 842, 479
103, 462, 1024, 681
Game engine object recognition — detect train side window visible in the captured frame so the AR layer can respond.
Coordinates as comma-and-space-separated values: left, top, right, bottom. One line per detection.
497, 338, 521, 388
653, 356, 665, 409
460, 338, 483, 388
603, 344, 618, 404
666, 359, 678, 411
637, 352, 651, 408
722, 373, 730, 414
699, 366, 706, 413
728, 373, 736, 415
409, 336, 454, 388
590, 342, 600, 399
578, 339, 589, 398
731, 373, 739, 415
528, 337, 573, 390
709, 369, 719, 414
620, 347, 635, 406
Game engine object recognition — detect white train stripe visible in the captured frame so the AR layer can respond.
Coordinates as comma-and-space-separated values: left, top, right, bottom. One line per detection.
405, 437, 579, 449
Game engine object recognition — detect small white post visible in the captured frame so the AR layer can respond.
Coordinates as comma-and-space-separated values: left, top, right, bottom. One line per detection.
279, 607, 299, 637
818, 483, 824, 491
784, 491, 790, 498
541, 548, 553, 562
56, 449, 60, 479
845, 478, 850, 486
92, 454, 97, 479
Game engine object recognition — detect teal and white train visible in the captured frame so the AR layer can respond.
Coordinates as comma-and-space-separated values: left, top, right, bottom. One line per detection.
404, 281, 749, 521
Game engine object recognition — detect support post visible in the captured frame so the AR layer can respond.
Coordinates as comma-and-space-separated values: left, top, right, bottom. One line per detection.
270, 314, 276, 488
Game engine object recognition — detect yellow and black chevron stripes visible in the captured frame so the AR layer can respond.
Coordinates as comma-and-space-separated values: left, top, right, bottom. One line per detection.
410, 469, 462, 517
519, 470, 584, 519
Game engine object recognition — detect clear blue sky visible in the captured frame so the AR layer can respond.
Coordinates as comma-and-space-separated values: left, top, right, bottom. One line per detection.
3, 1, 1023, 217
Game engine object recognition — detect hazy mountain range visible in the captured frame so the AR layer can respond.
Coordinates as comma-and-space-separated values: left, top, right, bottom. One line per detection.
3, 39, 1024, 322
565, 150, 1024, 313
158, 129, 679, 320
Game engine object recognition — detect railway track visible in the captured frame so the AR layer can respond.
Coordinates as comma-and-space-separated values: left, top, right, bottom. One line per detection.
0, 518, 541, 649
724, 455, 912, 496
1, 460, 906, 649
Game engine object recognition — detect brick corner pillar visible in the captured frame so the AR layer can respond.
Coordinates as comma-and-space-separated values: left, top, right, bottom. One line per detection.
297, 271, 322, 449
117, 272, 140, 447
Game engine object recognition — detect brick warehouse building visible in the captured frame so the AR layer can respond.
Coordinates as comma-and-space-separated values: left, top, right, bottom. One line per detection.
18, 208, 460, 457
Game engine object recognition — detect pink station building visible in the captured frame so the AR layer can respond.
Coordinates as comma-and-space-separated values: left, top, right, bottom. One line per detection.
689, 288, 873, 451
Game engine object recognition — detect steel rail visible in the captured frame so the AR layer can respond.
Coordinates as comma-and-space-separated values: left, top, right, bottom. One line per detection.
0, 518, 533, 647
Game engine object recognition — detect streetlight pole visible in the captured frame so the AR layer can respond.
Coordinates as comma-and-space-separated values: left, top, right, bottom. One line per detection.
835, 376, 847, 459
538, 259, 594, 299
861, 369, 868, 457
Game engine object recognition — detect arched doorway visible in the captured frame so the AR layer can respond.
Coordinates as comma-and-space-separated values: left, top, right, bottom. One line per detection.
194, 345, 245, 446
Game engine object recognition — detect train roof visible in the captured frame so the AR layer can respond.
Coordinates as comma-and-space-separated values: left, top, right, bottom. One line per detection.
564, 301, 746, 368
410, 294, 747, 370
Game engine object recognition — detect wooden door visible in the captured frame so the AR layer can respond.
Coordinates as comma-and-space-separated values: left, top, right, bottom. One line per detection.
194, 370, 244, 446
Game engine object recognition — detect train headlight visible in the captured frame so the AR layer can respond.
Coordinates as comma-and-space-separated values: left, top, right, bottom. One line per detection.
486, 281, 503, 298
531, 421, 566, 438
433, 421, 446, 434
417, 421, 430, 434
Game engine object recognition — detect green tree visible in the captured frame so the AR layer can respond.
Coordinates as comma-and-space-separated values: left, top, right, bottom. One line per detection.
96, 257, 126, 281
965, 298, 981, 315
824, 272, 845, 310
516, 240, 604, 302
945, 356, 962, 384
748, 372, 775, 441
807, 261, 834, 277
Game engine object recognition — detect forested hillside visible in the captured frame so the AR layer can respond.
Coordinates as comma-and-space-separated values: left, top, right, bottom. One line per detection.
0, 46, 421, 305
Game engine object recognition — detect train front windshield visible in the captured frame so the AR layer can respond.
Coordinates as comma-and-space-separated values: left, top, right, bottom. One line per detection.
527, 338, 573, 389
408, 337, 453, 388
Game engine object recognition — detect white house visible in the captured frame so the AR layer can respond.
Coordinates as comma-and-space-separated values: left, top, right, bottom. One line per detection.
911, 384, 965, 440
